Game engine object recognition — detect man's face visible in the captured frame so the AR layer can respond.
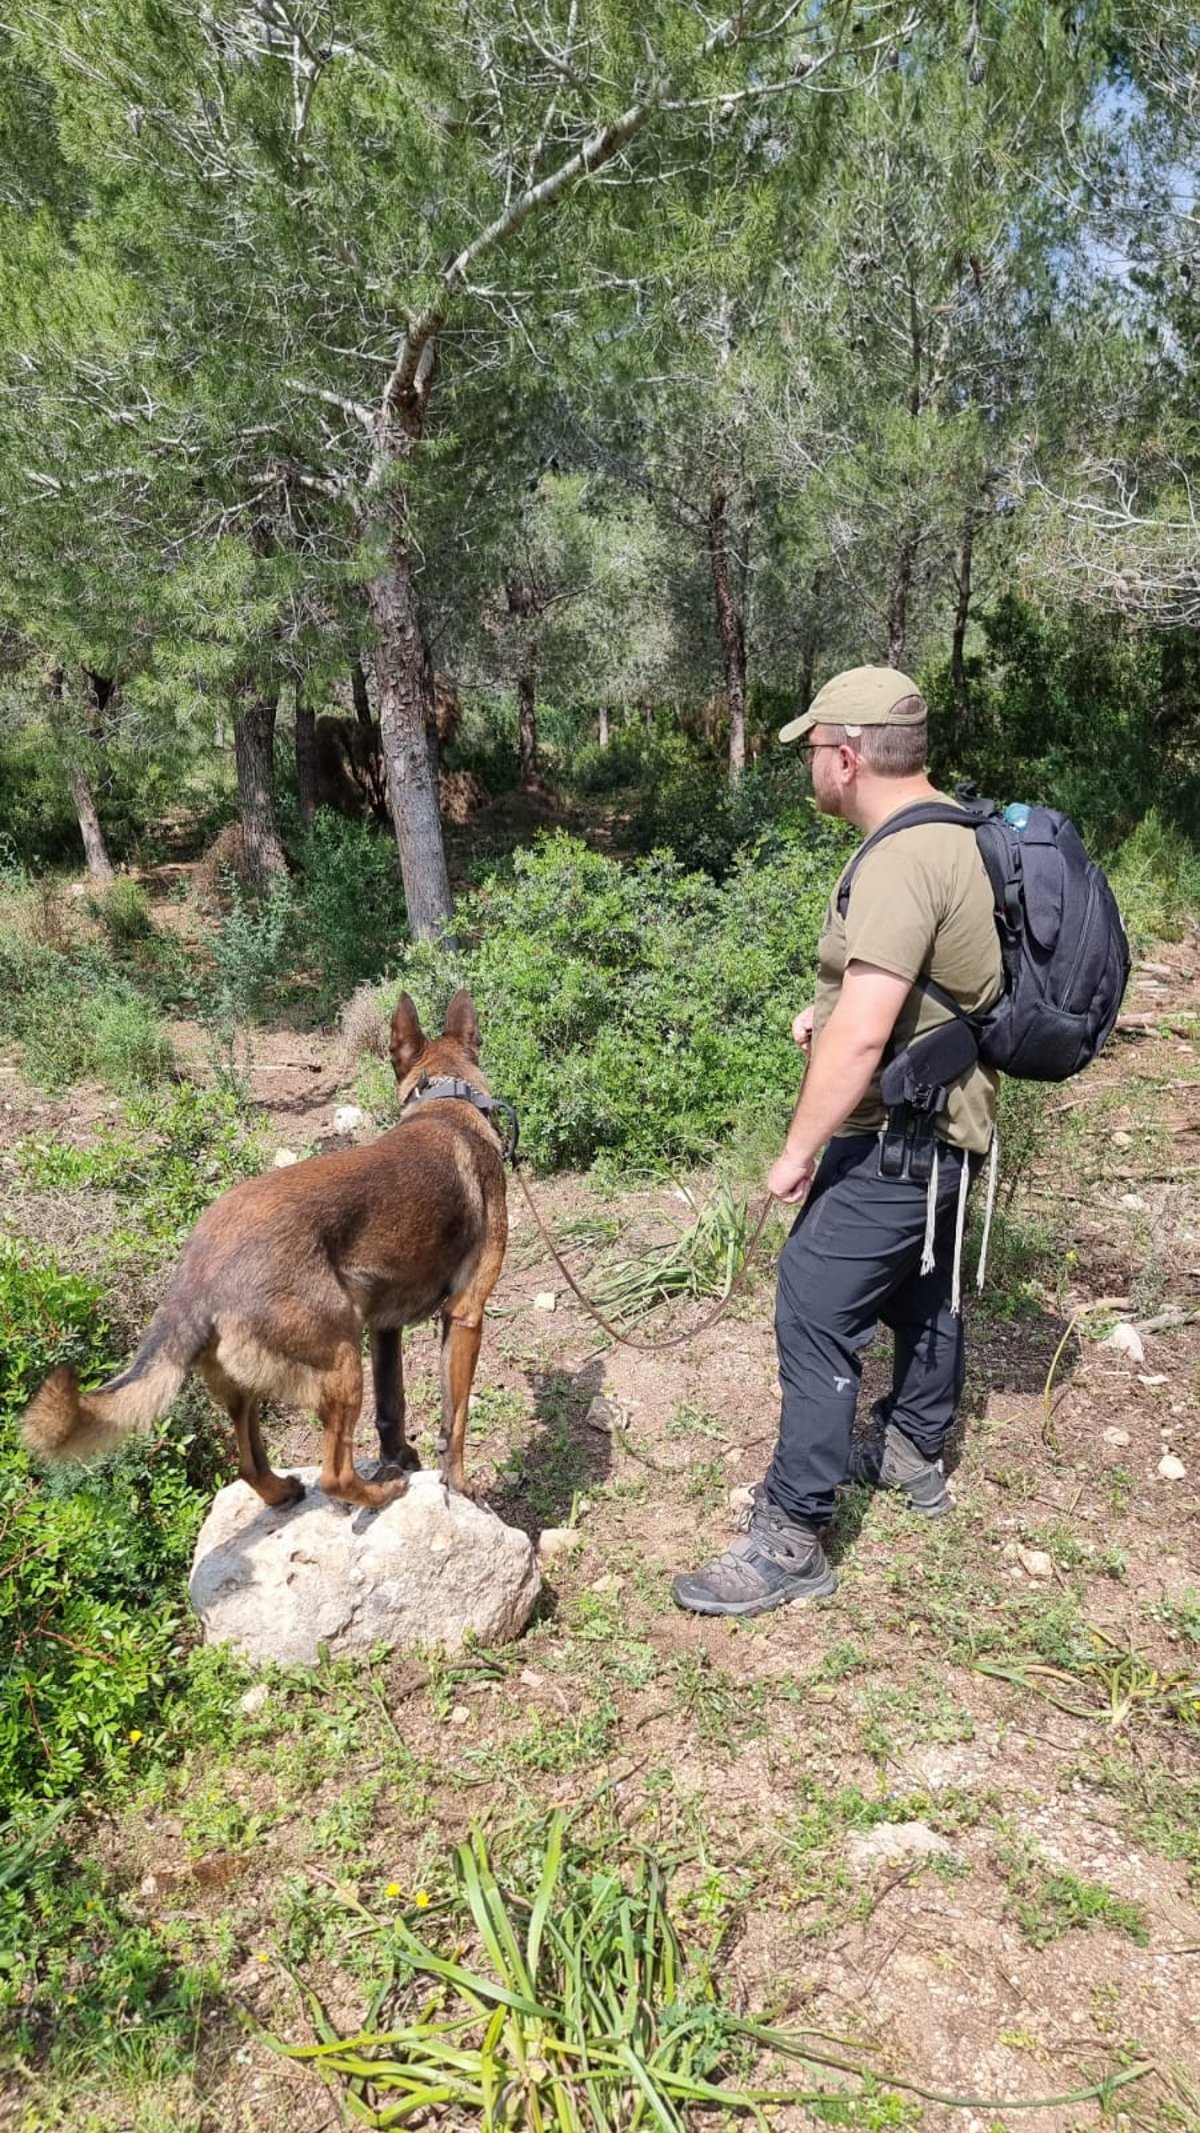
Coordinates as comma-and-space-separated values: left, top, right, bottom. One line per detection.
803, 724, 849, 816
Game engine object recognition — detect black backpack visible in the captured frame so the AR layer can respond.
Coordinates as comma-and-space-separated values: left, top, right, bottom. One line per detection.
837, 788, 1131, 1084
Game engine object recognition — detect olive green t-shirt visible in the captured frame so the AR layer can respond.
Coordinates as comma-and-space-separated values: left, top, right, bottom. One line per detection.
814, 796, 1004, 1154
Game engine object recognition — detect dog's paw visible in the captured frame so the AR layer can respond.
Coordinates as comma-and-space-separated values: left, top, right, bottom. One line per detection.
439, 1468, 479, 1502
377, 1427, 421, 1471
262, 1472, 305, 1509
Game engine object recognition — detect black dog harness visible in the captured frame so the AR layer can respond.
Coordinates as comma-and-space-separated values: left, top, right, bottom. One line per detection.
399, 1073, 521, 1163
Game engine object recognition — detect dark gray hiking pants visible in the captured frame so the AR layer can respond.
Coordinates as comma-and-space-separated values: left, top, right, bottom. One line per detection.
765, 1131, 976, 1527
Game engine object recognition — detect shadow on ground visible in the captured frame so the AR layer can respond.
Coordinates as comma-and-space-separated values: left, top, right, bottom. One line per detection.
487, 1359, 613, 1533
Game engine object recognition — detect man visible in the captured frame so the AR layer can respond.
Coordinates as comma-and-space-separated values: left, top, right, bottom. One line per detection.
673, 666, 1003, 1617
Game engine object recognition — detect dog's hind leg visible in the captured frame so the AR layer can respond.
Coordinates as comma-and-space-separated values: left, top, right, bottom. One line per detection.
201, 1357, 304, 1508
318, 1342, 408, 1511
233, 1393, 305, 1508
437, 1307, 484, 1497
370, 1329, 420, 1471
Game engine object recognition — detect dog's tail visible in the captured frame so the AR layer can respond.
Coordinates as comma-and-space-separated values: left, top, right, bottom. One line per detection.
22, 1309, 203, 1466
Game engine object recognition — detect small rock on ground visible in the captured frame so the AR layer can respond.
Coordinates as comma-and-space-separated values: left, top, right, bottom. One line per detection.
847, 1821, 955, 1869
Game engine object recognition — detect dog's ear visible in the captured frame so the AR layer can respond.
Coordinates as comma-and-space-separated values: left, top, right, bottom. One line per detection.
389, 994, 426, 1081
443, 988, 481, 1063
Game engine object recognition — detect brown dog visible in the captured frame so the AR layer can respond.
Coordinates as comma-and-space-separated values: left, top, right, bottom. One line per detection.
21, 992, 508, 1511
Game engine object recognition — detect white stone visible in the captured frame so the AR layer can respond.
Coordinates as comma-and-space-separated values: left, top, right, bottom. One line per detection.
1017, 1547, 1054, 1580
519, 1668, 544, 1689
449, 1704, 471, 1725
189, 1469, 540, 1667
238, 1682, 270, 1717
1138, 1374, 1168, 1388
1120, 1193, 1148, 1212
536, 1526, 582, 1563
334, 1105, 365, 1135
1157, 1454, 1187, 1481
1103, 1323, 1146, 1364
584, 1395, 619, 1434
273, 1147, 299, 1167
1103, 1426, 1132, 1447
588, 1572, 625, 1596
533, 1291, 557, 1312
847, 1821, 954, 1869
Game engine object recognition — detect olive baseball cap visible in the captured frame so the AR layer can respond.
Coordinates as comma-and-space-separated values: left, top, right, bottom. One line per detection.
779, 665, 925, 744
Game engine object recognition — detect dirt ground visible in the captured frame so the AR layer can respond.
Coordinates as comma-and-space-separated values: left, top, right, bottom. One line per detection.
2, 932, 1199, 2132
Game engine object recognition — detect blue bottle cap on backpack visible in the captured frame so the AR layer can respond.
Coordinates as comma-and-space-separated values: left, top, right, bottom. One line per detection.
1003, 803, 1031, 832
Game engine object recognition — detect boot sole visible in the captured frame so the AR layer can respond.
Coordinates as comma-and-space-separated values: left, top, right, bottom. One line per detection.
671, 1566, 838, 1617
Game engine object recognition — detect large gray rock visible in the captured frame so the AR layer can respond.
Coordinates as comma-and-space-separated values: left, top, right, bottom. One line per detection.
189, 1468, 540, 1666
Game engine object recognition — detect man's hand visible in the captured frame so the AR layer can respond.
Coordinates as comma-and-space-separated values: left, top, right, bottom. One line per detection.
766, 1146, 815, 1204
792, 1004, 815, 1052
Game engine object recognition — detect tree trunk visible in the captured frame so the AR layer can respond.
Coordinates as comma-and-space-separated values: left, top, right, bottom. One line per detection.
67, 762, 115, 883
950, 513, 976, 740
351, 657, 373, 726
886, 534, 919, 668
366, 541, 455, 946
708, 483, 747, 783
517, 667, 539, 787
295, 693, 317, 826
233, 683, 287, 886
598, 705, 609, 748
49, 667, 114, 882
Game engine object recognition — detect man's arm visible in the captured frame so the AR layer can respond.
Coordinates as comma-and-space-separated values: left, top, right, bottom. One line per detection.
767, 961, 912, 1202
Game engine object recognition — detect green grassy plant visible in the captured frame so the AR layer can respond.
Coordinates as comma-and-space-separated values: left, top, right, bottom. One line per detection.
0, 1802, 215, 2086
589, 1183, 767, 1322
1107, 810, 1200, 950
258, 1815, 1151, 2129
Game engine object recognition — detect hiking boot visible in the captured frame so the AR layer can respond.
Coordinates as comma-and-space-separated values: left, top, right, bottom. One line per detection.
672, 1498, 837, 1617
847, 1407, 952, 1517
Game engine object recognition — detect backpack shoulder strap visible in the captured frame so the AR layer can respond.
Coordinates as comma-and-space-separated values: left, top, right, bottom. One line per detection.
835, 802, 980, 919
834, 797, 997, 1036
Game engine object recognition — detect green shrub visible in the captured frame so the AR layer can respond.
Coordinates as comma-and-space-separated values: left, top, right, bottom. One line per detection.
293, 814, 408, 1010
86, 878, 154, 949
0, 1242, 222, 1803
630, 753, 818, 880
387, 827, 841, 1174
1106, 809, 1200, 951
208, 872, 295, 1022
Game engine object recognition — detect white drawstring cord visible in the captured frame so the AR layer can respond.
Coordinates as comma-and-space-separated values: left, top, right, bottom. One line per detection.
919, 1145, 939, 1275
950, 1149, 971, 1315
975, 1128, 1000, 1293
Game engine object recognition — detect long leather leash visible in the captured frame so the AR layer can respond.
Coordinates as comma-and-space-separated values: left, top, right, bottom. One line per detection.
401, 1072, 776, 1351
513, 1162, 776, 1352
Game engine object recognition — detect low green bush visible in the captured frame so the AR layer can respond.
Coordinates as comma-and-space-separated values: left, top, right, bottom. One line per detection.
86, 878, 154, 949
208, 872, 295, 1023
16, 1081, 266, 1267
1106, 809, 1200, 951
293, 814, 408, 1010
0, 1243, 222, 1803
383, 827, 842, 1174
630, 753, 816, 880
